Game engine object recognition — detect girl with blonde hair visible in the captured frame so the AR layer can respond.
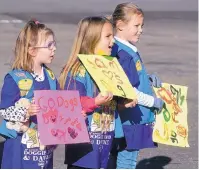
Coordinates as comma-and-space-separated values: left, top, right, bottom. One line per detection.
0, 19, 58, 168
110, 3, 164, 169
60, 16, 137, 169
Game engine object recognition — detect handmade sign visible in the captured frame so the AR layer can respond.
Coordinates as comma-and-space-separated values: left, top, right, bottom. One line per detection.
34, 90, 90, 145
153, 83, 189, 147
78, 54, 136, 100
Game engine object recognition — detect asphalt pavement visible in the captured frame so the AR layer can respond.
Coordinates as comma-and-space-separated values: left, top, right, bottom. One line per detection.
0, 0, 198, 168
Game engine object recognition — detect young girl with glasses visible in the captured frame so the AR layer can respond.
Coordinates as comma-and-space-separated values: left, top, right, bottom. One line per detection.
0, 19, 59, 169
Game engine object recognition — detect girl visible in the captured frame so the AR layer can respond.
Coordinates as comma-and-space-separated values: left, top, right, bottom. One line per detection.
0, 19, 58, 168
59, 16, 137, 169
110, 3, 164, 169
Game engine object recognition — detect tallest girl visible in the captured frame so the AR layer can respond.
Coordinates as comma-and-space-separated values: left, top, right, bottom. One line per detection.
110, 3, 164, 169
59, 16, 137, 169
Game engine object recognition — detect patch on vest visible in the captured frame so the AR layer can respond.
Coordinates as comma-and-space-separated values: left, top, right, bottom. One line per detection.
46, 68, 55, 80
21, 126, 46, 150
91, 100, 116, 133
15, 72, 26, 78
136, 60, 142, 71
18, 79, 33, 97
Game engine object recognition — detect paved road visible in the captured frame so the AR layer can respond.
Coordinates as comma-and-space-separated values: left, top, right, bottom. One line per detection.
0, 0, 198, 169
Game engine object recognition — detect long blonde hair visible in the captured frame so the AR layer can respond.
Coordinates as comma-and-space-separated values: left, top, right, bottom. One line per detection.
59, 16, 111, 90
112, 2, 144, 28
12, 19, 54, 72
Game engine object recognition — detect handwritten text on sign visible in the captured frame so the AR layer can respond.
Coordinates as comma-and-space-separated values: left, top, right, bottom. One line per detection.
78, 54, 136, 100
153, 83, 189, 147
34, 90, 90, 145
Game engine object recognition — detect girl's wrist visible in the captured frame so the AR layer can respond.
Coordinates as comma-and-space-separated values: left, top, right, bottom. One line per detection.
94, 97, 101, 107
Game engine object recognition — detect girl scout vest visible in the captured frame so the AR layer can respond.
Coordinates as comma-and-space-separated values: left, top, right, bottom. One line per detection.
111, 40, 156, 149
65, 67, 116, 168
113, 39, 155, 124
0, 67, 56, 138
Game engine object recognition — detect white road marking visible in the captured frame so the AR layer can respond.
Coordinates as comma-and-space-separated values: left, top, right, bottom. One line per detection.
0, 19, 23, 24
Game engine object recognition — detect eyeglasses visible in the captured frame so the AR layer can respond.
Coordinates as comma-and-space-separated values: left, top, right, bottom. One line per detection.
34, 41, 56, 50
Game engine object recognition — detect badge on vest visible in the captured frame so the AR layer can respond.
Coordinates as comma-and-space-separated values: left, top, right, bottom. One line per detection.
91, 112, 114, 133
136, 60, 142, 71
18, 79, 33, 97
91, 100, 116, 133
46, 68, 55, 80
14, 72, 33, 97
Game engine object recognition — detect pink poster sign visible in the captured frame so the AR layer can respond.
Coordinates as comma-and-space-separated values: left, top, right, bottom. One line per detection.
34, 90, 90, 145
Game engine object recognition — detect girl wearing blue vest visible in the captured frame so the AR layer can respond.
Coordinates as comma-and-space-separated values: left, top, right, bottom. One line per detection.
0, 19, 58, 168
59, 16, 138, 169
109, 3, 164, 169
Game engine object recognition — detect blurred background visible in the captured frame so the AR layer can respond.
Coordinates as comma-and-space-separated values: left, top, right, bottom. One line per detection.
0, 0, 198, 168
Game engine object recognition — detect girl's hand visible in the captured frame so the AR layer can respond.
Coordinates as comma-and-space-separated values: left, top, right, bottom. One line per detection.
27, 98, 40, 116
95, 91, 113, 106
27, 104, 40, 116
124, 99, 138, 108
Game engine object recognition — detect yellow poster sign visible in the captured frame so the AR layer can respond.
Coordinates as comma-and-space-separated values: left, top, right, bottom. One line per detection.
153, 83, 189, 147
78, 54, 136, 100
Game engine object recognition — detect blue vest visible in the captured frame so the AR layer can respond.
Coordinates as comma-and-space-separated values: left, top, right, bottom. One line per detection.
66, 69, 116, 168
110, 40, 157, 150
113, 39, 155, 124
0, 67, 56, 138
